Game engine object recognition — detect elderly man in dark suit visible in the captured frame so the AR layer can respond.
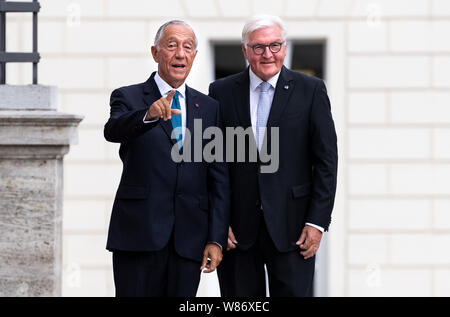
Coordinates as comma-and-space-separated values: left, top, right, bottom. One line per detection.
104, 20, 230, 297
209, 15, 338, 297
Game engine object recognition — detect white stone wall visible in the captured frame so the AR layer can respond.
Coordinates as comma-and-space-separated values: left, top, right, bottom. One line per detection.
5, 0, 450, 296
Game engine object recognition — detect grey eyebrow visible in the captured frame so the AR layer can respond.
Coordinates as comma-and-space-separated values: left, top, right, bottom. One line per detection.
166, 37, 195, 44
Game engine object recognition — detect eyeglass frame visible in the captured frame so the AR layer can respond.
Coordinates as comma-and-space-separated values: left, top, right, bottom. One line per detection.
246, 41, 285, 55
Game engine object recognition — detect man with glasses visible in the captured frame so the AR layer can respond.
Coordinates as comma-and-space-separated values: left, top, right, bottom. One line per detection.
209, 15, 338, 296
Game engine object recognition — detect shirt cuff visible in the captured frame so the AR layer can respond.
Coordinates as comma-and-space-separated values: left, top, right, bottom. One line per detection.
305, 222, 324, 233
143, 110, 159, 123
208, 241, 223, 251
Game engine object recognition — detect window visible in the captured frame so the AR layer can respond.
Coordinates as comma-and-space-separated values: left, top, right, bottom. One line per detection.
291, 40, 326, 79
213, 42, 246, 80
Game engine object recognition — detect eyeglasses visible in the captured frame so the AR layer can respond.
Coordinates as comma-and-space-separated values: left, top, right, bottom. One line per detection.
247, 42, 284, 55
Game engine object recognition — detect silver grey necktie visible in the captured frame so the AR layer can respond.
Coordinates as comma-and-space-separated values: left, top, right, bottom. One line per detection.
256, 81, 271, 151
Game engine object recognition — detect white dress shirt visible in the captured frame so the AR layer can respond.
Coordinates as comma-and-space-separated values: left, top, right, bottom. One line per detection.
248, 67, 324, 233
144, 72, 187, 145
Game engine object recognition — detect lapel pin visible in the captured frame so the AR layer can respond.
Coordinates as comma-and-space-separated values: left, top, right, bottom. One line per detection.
195, 103, 199, 108
284, 85, 289, 90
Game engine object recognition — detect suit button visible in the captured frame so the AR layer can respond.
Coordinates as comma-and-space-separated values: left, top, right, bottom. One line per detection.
255, 199, 260, 206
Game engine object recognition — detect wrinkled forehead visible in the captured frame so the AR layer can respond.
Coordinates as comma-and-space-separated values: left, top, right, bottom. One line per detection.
161, 24, 196, 43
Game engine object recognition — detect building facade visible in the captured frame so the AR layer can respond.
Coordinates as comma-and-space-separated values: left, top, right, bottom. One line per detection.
5, 0, 450, 296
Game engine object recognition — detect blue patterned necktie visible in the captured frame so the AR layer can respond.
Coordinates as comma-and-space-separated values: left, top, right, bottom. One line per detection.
170, 90, 182, 152
256, 81, 271, 151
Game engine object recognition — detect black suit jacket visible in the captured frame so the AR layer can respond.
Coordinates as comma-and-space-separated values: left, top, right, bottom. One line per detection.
209, 66, 337, 252
104, 72, 230, 262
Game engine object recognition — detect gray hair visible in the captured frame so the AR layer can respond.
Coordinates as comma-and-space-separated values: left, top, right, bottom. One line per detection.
241, 15, 287, 45
154, 20, 198, 49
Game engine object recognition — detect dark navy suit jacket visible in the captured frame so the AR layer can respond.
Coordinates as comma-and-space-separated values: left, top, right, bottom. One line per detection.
105, 72, 230, 262
209, 66, 337, 252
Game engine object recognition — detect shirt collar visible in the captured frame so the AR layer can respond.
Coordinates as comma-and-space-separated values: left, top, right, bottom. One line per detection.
154, 71, 186, 98
249, 67, 280, 92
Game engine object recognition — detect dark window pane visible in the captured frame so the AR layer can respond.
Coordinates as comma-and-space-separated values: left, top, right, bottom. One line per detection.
291, 41, 325, 79
213, 43, 246, 80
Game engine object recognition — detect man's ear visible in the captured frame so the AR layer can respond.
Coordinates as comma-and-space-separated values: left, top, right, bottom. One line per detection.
151, 46, 159, 63
241, 43, 248, 60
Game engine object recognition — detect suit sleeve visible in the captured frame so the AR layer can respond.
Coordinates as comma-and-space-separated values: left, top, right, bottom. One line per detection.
206, 99, 230, 249
306, 80, 338, 231
104, 88, 159, 143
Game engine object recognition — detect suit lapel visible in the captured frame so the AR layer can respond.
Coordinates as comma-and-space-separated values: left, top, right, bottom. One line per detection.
233, 68, 252, 128
142, 72, 161, 102
266, 66, 295, 129
185, 85, 199, 135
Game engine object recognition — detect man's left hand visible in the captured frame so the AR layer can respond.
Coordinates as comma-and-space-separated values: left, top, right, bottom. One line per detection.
296, 226, 323, 260
200, 243, 223, 273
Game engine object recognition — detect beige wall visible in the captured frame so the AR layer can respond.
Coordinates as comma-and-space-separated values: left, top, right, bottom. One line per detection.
6, 0, 450, 296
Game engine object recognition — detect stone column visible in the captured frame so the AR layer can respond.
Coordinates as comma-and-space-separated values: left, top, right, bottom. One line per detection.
0, 85, 82, 296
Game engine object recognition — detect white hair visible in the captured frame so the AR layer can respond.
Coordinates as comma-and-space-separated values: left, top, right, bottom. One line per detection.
241, 15, 287, 45
154, 20, 198, 49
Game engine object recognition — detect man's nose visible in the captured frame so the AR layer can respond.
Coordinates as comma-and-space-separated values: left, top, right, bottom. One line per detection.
262, 46, 273, 58
175, 46, 186, 58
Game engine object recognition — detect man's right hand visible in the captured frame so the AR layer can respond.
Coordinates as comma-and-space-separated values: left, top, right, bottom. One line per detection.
227, 226, 238, 251
145, 89, 182, 121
